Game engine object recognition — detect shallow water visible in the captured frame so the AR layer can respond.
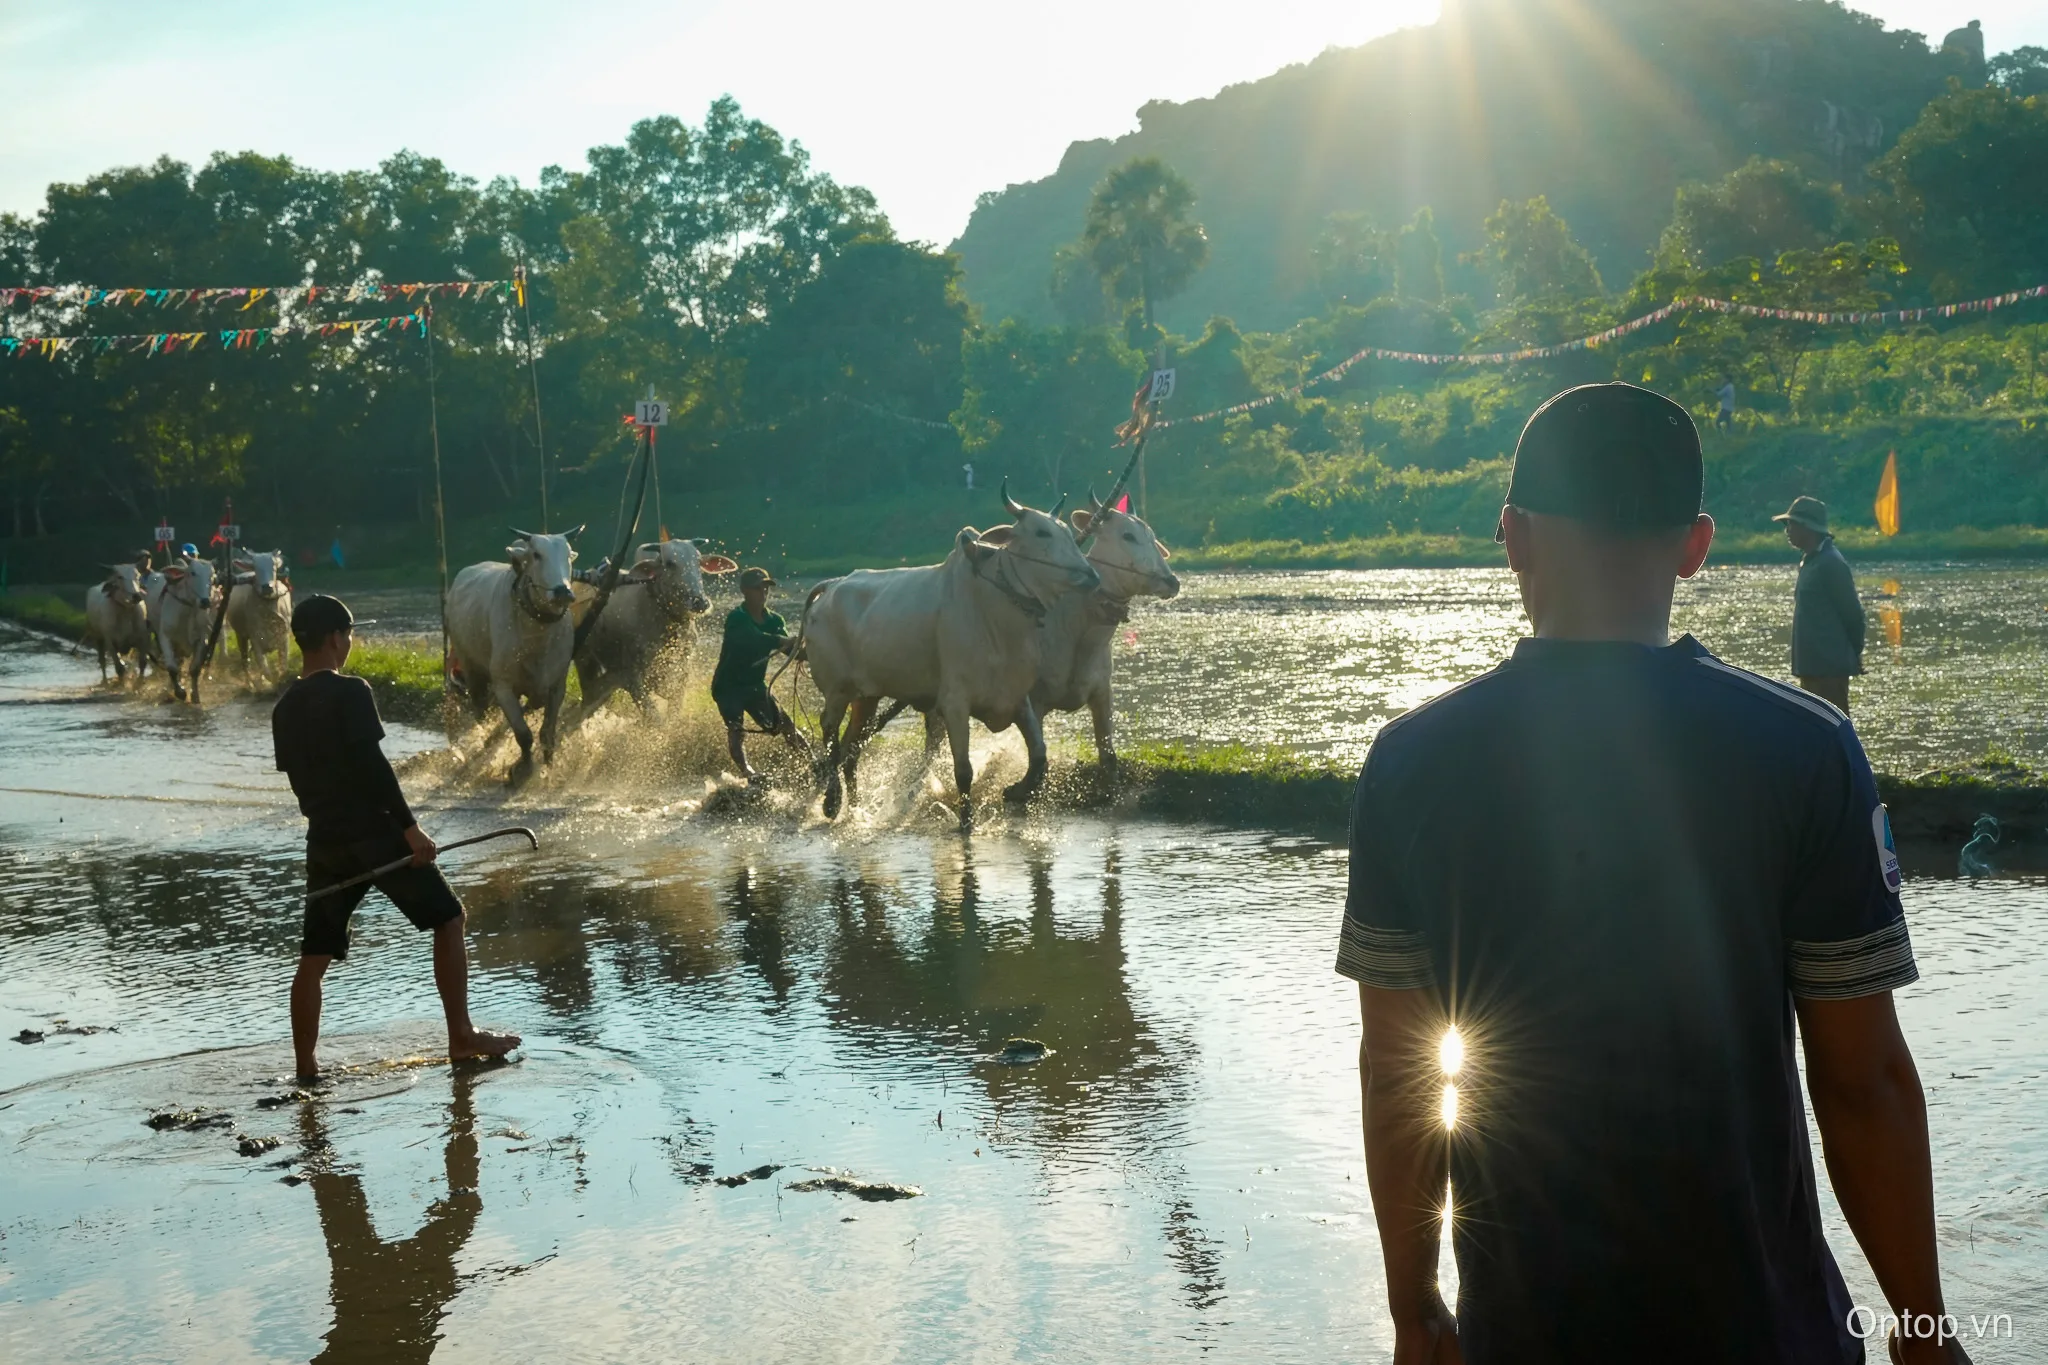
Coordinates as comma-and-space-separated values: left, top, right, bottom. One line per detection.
339, 561, 2048, 774
1101, 561, 2048, 773
3, 570, 2046, 1362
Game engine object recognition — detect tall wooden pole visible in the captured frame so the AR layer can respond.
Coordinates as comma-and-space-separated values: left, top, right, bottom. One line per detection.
517, 261, 549, 531
424, 305, 451, 698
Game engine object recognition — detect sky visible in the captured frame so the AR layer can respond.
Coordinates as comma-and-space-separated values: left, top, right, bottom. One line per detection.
4, 0, 2043, 249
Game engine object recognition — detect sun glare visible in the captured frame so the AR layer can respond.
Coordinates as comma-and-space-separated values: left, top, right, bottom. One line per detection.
1439, 1027, 1464, 1077
1440, 1082, 1459, 1129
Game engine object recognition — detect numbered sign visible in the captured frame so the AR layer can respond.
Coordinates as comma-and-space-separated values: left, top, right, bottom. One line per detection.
1148, 368, 1177, 403
634, 400, 669, 427
154, 524, 177, 544
217, 524, 241, 541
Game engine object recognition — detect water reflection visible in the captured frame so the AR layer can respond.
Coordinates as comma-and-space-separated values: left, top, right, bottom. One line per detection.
302, 1071, 482, 1364
818, 840, 1171, 1143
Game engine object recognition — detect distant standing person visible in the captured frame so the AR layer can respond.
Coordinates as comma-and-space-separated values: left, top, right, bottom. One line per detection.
1342, 384, 1964, 1364
273, 594, 519, 1080
1776, 495, 1865, 712
710, 566, 804, 783
1716, 374, 1736, 431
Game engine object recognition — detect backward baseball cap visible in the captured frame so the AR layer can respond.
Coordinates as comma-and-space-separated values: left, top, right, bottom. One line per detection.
290, 594, 369, 645
1497, 382, 1704, 540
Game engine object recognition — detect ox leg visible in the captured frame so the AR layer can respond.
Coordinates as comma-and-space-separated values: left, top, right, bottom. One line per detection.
162, 641, 185, 700
1003, 698, 1049, 804
187, 651, 203, 706
95, 640, 111, 683
539, 679, 567, 766
841, 697, 875, 808
494, 680, 536, 782
1089, 687, 1118, 768
942, 704, 976, 830
818, 696, 850, 817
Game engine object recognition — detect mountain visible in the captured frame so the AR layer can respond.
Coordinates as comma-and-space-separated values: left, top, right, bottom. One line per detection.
950, 0, 1982, 332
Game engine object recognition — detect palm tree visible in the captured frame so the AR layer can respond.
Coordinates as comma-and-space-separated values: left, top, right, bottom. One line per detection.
1079, 158, 1209, 328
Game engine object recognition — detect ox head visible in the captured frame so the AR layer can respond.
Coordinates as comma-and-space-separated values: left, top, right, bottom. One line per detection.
163, 556, 217, 604
233, 550, 288, 600
508, 526, 583, 615
100, 563, 144, 605
959, 480, 1100, 605
1072, 488, 1179, 601
632, 538, 730, 616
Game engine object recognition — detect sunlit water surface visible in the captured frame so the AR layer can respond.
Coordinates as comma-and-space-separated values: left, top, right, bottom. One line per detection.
340, 561, 2048, 773
3, 564, 2046, 1362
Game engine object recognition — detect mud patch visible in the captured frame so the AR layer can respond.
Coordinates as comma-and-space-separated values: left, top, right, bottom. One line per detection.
714, 1163, 783, 1188
784, 1167, 923, 1201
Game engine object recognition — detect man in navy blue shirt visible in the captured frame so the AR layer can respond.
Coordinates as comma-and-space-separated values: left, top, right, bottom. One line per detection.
1339, 384, 1966, 1364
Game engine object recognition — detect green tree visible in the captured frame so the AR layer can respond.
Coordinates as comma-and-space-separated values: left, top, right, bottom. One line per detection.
955, 321, 1142, 497
1471, 196, 1603, 303
1392, 208, 1444, 305
1310, 212, 1394, 308
1656, 159, 1842, 271
1869, 84, 2048, 296
741, 237, 969, 495
1987, 46, 2048, 98
1078, 158, 1209, 329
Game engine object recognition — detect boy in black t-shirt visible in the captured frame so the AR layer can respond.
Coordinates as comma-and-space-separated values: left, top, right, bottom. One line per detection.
273, 595, 518, 1080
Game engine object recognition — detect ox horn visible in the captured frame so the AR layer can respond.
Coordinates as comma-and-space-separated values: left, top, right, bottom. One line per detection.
1088, 485, 1106, 514
1049, 491, 1069, 519
1000, 477, 1026, 519
564, 523, 586, 540
509, 526, 535, 540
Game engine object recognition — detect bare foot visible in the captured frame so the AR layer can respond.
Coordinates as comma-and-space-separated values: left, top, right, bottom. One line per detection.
449, 1029, 521, 1062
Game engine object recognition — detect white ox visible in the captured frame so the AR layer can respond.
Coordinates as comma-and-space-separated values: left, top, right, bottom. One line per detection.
572, 539, 734, 712
1031, 494, 1180, 764
802, 486, 1100, 825
152, 557, 219, 702
84, 563, 150, 682
226, 549, 293, 679
446, 526, 584, 779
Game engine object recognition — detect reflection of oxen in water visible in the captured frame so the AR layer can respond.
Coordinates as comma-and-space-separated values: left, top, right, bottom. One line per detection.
802, 485, 1100, 825
817, 841, 1174, 1139
298, 1068, 482, 1364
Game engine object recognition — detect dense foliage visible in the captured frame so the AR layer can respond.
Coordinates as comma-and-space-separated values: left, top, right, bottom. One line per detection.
3, 0, 2046, 581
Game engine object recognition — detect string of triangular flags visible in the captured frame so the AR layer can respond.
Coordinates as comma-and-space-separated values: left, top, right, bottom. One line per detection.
1157, 283, 2048, 429
0, 278, 518, 310
0, 311, 426, 360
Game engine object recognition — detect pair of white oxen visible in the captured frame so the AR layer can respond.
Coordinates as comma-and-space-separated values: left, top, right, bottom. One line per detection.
445, 487, 1178, 823
84, 551, 293, 702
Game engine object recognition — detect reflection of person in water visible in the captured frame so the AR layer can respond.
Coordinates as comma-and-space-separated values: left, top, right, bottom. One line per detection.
298, 1071, 482, 1364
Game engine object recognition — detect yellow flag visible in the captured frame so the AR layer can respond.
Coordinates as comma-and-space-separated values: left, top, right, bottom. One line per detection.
1874, 449, 1900, 536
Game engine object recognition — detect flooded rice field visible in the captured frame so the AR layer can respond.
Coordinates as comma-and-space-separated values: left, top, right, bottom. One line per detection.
3, 564, 2047, 1361
341, 561, 2048, 773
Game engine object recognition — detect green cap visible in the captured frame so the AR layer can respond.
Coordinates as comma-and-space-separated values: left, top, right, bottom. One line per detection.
739, 566, 777, 590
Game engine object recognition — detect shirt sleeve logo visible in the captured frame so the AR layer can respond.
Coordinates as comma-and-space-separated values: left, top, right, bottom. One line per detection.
1873, 804, 1903, 894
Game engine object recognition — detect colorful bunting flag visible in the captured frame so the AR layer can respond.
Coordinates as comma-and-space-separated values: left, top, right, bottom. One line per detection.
1155, 283, 2048, 429
0, 312, 425, 360
0, 279, 514, 310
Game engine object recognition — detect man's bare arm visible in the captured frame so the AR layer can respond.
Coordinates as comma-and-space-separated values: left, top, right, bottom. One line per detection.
1360, 982, 1457, 1346
1797, 991, 1964, 1363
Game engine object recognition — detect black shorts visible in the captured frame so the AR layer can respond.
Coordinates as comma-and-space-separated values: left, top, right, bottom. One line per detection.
715, 688, 788, 732
302, 835, 463, 960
